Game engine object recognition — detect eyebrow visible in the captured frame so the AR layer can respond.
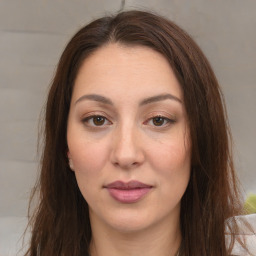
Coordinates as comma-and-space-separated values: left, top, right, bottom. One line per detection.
139, 93, 182, 105
75, 93, 182, 106
75, 94, 113, 105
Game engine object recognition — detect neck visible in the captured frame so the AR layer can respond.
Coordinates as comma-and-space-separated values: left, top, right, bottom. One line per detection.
89, 214, 181, 256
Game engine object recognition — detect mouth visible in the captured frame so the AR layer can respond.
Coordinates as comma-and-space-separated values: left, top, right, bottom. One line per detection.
104, 180, 153, 203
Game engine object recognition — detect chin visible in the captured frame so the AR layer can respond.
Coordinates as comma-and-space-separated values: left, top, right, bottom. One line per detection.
95, 207, 164, 234
108, 219, 152, 234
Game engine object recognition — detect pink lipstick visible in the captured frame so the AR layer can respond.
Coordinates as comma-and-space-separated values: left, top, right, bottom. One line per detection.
104, 180, 152, 203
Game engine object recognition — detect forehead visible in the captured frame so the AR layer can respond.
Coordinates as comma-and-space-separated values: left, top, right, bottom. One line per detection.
72, 43, 183, 103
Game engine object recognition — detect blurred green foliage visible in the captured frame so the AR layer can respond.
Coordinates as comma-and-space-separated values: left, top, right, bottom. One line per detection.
244, 193, 256, 214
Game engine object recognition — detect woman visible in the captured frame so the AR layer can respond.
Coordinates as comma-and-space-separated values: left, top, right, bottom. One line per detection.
25, 10, 256, 256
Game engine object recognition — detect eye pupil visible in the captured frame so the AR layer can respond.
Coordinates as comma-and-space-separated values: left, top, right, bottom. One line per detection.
153, 117, 164, 126
93, 116, 105, 126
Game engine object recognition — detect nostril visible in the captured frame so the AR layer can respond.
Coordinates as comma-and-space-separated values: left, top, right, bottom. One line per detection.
113, 160, 141, 169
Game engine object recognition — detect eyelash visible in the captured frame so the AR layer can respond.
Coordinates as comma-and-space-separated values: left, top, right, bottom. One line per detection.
144, 115, 176, 128
81, 114, 176, 128
82, 115, 112, 127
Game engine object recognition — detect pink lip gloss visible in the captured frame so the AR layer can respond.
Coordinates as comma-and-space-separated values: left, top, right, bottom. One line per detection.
104, 180, 152, 203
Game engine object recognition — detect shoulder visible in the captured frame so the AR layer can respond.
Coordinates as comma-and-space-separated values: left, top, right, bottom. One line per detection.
225, 214, 256, 256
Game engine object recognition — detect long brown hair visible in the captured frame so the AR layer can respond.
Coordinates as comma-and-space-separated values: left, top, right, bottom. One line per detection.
25, 10, 245, 256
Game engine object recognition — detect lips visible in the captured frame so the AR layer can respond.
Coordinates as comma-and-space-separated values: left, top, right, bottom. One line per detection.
104, 180, 152, 203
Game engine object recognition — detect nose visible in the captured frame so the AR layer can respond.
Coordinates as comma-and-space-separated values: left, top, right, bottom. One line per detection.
110, 124, 145, 169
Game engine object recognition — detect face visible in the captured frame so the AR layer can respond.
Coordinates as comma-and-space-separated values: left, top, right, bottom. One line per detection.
67, 43, 191, 233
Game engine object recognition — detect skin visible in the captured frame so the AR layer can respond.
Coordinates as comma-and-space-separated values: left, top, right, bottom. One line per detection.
67, 43, 191, 256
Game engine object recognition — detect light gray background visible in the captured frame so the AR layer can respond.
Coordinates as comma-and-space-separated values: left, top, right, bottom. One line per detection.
0, 1, 255, 255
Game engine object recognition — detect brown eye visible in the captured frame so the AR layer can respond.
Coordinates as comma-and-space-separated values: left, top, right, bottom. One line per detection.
92, 116, 106, 126
145, 115, 175, 128
82, 115, 111, 127
152, 116, 165, 126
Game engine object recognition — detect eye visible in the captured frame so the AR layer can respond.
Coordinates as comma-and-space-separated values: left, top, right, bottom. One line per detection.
152, 116, 166, 126
82, 115, 111, 127
145, 115, 175, 127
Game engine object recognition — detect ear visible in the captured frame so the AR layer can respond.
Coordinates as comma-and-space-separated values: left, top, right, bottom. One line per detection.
67, 151, 74, 171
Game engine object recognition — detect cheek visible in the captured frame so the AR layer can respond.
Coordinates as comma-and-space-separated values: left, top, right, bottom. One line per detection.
69, 139, 110, 203
148, 133, 191, 190
150, 137, 191, 172
68, 134, 110, 183
155, 143, 191, 208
